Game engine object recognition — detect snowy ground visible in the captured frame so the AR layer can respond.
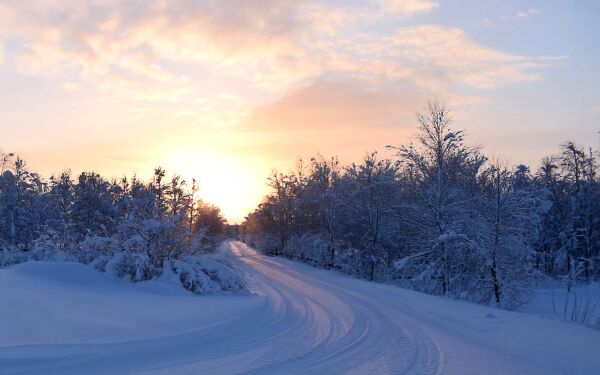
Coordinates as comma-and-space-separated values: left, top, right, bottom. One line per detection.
518, 280, 600, 325
1, 241, 599, 374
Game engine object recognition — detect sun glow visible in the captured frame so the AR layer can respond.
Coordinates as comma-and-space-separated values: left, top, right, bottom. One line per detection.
160, 148, 270, 224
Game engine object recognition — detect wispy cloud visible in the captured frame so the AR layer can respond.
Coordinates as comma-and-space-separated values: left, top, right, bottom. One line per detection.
378, 0, 439, 15
482, 17, 494, 28
378, 25, 544, 89
501, 8, 540, 22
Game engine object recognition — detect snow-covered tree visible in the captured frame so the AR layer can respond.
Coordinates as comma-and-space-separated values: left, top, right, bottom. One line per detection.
340, 153, 400, 280
0, 156, 44, 248
476, 163, 541, 308
392, 101, 485, 296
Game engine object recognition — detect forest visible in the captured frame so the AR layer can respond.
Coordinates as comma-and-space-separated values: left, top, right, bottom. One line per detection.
241, 101, 600, 309
0, 157, 230, 289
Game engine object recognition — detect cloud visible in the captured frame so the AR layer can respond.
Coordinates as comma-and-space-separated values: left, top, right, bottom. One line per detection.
0, 42, 3, 64
501, 8, 540, 22
236, 80, 425, 164
378, 0, 439, 16
0, 0, 556, 109
482, 18, 494, 28
242, 80, 423, 132
233, 78, 494, 166
385, 25, 543, 89
0, 0, 307, 97
240, 78, 487, 139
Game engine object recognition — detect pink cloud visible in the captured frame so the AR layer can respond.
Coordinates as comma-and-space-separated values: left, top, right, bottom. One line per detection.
234, 80, 426, 166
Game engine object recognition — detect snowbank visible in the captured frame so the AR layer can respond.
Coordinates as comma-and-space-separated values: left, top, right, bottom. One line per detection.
167, 256, 249, 294
0, 261, 261, 348
519, 281, 600, 328
0, 247, 250, 295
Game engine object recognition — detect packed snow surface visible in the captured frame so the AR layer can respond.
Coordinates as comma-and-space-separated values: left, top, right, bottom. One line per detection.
1, 241, 599, 374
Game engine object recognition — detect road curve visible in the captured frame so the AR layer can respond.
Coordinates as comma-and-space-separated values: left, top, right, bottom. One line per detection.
3, 241, 598, 374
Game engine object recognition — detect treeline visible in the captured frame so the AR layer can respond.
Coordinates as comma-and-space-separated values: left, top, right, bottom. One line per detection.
241, 102, 600, 309
0, 157, 226, 280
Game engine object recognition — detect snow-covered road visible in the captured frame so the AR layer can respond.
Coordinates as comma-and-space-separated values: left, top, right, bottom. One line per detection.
1, 241, 599, 374
226, 241, 443, 374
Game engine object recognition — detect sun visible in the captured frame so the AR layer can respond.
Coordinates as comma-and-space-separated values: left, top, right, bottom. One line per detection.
159, 148, 269, 224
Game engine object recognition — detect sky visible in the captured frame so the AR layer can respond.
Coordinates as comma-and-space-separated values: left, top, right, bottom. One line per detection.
1, 0, 599, 222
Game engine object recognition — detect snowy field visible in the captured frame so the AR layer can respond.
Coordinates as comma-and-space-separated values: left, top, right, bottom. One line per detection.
1, 241, 599, 374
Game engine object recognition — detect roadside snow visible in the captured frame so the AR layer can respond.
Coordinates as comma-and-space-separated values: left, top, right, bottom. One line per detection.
0, 261, 259, 348
1, 246, 250, 295
519, 280, 600, 327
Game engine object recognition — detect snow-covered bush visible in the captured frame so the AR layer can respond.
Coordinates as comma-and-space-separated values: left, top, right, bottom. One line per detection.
283, 234, 330, 265
168, 257, 248, 294
241, 232, 279, 255
0, 248, 27, 267
91, 252, 159, 282
333, 245, 374, 278
78, 236, 122, 264
0, 247, 71, 267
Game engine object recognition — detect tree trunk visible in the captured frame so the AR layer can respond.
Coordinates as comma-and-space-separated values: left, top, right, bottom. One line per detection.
490, 262, 501, 304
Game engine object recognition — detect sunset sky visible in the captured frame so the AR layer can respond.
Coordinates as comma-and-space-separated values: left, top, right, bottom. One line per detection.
1, 0, 599, 222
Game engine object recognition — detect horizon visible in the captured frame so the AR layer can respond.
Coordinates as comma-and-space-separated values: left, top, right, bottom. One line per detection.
2, 0, 599, 222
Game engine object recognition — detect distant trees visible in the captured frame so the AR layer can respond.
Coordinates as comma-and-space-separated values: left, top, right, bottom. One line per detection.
242, 101, 600, 309
0, 152, 227, 279
194, 200, 227, 239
